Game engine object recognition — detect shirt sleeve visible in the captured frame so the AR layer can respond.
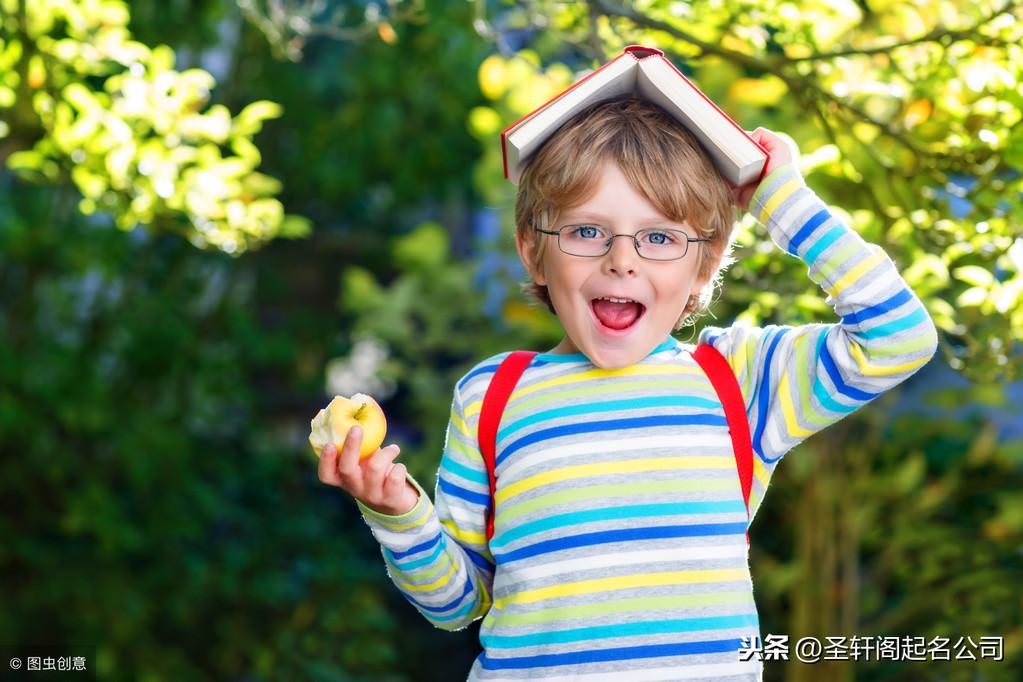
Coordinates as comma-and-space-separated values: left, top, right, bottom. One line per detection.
355, 383, 495, 632
699, 163, 939, 521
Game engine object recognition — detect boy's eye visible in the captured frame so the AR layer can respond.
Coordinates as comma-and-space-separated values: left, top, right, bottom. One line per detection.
571, 225, 606, 239
641, 229, 678, 245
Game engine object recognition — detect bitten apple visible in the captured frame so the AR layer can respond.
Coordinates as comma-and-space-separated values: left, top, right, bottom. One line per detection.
309, 393, 387, 460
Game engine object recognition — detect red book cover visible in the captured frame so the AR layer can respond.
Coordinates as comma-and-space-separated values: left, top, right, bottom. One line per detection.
500, 45, 770, 187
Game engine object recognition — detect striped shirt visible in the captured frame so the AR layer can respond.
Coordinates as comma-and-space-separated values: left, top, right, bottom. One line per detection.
355, 163, 939, 681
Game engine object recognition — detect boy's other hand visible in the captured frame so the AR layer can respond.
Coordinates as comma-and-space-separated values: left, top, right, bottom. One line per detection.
732, 128, 797, 213
318, 425, 420, 516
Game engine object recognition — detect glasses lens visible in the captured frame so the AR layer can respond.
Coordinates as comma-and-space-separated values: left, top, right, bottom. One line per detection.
558, 226, 689, 260
636, 228, 688, 261
559, 225, 611, 257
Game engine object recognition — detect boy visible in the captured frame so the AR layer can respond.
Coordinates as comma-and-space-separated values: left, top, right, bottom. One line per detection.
319, 94, 939, 680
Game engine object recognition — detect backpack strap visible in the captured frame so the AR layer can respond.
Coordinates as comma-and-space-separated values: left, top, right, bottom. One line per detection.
478, 344, 754, 548
479, 350, 537, 543
692, 342, 754, 547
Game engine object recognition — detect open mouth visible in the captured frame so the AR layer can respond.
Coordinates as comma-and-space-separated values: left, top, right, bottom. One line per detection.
589, 297, 647, 335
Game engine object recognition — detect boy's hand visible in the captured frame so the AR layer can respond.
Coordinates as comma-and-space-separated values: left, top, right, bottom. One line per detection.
318, 425, 420, 516
732, 128, 797, 213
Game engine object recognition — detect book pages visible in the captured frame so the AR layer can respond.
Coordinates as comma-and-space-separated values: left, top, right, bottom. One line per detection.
504, 56, 637, 184
502, 47, 768, 187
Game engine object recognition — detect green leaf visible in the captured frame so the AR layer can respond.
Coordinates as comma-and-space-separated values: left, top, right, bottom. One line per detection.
340, 266, 384, 314
233, 100, 284, 137
956, 286, 987, 307
952, 265, 994, 288
392, 222, 449, 271
277, 214, 311, 239
903, 254, 949, 288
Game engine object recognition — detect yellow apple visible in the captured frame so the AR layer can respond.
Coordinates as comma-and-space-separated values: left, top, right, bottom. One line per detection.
309, 393, 387, 460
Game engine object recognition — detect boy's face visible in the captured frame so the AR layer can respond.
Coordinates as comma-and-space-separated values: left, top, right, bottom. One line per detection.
516, 161, 711, 370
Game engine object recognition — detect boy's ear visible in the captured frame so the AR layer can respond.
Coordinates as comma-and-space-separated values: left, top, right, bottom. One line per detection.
515, 227, 546, 286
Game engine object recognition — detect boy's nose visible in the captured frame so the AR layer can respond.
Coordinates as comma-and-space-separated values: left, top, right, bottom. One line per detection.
604, 234, 639, 273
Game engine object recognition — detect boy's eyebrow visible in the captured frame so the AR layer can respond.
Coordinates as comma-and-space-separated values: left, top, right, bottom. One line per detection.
560, 211, 684, 226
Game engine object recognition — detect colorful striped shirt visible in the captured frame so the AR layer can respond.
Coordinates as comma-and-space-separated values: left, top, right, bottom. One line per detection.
355, 163, 939, 681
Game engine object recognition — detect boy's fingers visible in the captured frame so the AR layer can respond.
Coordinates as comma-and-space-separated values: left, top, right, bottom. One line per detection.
363, 445, 401, 490
317, 443, 338, 484
336, 426, 364, 485
383, 463, 407, 490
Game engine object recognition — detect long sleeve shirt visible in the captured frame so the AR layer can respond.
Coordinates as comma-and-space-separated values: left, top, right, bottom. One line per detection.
354, 163, 939, 681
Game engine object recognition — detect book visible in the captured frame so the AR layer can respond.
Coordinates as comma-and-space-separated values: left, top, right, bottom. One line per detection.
501, 45, 769, 188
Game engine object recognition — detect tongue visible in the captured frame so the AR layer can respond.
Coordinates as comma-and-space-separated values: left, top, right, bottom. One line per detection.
592, 299, 642, 330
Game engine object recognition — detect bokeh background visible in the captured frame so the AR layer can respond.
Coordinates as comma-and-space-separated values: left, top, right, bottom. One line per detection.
2, 1, 1022, 680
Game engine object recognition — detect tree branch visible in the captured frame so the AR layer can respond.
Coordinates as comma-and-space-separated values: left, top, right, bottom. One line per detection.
789, 0, 1023, 63
586, 0, 991, 170
587, 0, 783, 74
585, 1, 608, 65
806, 90, 897, 244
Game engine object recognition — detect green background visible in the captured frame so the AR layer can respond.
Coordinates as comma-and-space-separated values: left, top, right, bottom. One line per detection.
2, 1, 1022, 680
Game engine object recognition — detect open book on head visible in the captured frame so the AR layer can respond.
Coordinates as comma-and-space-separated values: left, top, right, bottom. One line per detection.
501, 45, 770, 188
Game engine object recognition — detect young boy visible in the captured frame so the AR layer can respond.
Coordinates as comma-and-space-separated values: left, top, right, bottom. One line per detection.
319, 94, 938, 680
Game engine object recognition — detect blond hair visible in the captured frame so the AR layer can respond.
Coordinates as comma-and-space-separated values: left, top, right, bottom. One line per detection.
515, 94, 740, 332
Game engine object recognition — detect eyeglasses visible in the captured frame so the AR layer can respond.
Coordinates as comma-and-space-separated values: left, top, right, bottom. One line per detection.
535, 225, 709, 261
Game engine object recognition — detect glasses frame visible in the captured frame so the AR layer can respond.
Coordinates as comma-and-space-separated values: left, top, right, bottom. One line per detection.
534, 225, 710, 261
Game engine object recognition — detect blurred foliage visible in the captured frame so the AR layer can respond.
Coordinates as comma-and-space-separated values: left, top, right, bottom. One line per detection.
1, 0, 491, 679
0, 181, 412, 680
236, 0, 428, 61
1, 1, 1022, 681
464, 0, 1023, 385
0, 0, 309, 253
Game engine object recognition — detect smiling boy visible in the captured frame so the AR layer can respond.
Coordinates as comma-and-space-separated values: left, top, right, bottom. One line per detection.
321, 93, 939, 680
517, 158, 713, 368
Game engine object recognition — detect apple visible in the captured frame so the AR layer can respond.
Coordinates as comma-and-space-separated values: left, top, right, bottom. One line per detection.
309, 393, 387, 461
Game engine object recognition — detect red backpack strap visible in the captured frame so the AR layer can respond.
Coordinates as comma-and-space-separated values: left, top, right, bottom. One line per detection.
478, 350, 537, 543
692, 342, 754, 547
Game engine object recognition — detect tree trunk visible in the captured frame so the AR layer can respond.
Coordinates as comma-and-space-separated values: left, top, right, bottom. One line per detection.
786, 421, 860, 682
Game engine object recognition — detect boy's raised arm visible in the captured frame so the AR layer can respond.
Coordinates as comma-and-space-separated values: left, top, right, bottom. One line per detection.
356, 385, 496, 632
700, 162, 939, 521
